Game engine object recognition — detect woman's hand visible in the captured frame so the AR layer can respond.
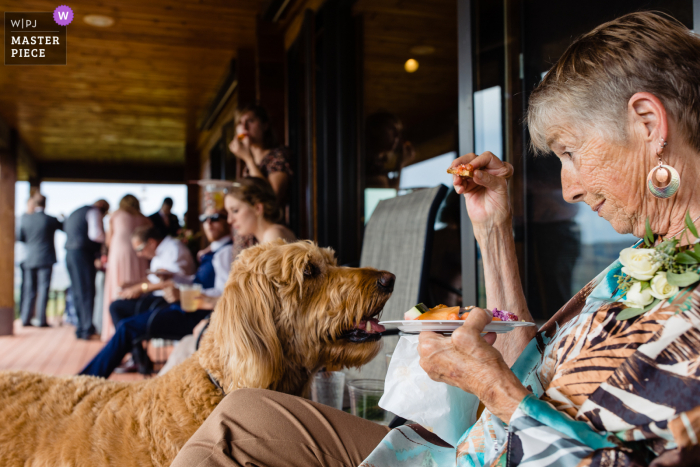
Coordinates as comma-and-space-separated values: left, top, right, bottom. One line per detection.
450, 151, 513, 230
228, 134, 253, 163
418, 307, 529, 422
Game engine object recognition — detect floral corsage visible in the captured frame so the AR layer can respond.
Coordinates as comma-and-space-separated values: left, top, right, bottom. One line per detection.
616, 214, 700, 320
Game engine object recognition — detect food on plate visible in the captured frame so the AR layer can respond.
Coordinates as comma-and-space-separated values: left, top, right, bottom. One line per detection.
403, 303, 429, 320
491, 308, 519, 322
404, 303, 518, 322
417, 304, 471, 320
446, 163, 474, 178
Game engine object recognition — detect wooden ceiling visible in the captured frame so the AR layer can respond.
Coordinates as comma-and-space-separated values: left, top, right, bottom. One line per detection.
0, 0, 267, 179
355, 0, 458, 159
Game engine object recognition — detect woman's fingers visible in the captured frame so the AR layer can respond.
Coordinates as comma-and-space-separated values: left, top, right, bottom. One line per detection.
450, 152, 512, 194
483, 332, 497, 346
452, 307, 494, 350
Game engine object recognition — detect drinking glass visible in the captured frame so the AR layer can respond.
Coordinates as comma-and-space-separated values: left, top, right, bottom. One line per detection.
179, 283, 202, 312
347, 379, 388, 424
311, 371, 345, 410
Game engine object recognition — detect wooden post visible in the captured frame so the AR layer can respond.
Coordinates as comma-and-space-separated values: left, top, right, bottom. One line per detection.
184, 141, 201, 231
0, 128, 17, 335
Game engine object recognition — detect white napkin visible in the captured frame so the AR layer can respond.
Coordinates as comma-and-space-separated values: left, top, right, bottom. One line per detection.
379, 335, 480, 446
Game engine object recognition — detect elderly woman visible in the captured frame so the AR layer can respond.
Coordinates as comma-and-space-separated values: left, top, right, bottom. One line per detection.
172, 12, 700, 467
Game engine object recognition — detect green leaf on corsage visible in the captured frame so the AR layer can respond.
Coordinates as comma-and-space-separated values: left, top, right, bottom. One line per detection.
666, 270, 700, 287
645, 218, 654, 247
617, 298, 660, 321
675, 252, 699, 264
639, 281, 651, 291
694, 243, 700, 256
686, 211, 699, 238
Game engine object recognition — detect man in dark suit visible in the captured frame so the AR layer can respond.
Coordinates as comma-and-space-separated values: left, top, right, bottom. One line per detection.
64, 199, 110, 340
148, 197, 180, 238
17, 194, 62, 327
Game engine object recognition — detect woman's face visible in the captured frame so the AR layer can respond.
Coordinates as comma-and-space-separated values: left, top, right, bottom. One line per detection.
225, 195, 260, 236
551, 125, 647, 236
236, 111, 266, 146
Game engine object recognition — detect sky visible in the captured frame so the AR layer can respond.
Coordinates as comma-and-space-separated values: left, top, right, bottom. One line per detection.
15, 181, 187, 290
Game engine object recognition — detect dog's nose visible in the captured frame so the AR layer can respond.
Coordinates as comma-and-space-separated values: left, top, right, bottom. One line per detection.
377, 272, 395, 292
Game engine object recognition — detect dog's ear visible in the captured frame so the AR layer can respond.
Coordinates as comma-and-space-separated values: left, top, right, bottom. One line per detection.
209, 267, 285, 392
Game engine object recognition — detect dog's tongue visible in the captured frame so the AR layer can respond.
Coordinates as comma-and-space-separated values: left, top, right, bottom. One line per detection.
354, 317, 385, 334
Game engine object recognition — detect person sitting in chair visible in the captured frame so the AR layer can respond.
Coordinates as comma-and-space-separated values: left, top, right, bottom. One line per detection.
109, 225, 195, 330
80, 208, 231, 377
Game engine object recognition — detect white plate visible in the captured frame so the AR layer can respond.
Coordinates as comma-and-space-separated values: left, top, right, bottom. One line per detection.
379, 320, 536, 334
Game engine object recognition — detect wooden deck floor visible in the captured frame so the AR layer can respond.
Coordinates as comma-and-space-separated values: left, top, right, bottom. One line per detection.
0, 319, 149, 382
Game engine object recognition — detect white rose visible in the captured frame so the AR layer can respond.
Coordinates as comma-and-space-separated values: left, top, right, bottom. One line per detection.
649, 271, 679, 300
622, 281, 654, 309
619, 248, 660, 281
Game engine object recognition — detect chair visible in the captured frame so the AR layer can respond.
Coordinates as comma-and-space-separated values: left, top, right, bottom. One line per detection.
343, 184, 448, 382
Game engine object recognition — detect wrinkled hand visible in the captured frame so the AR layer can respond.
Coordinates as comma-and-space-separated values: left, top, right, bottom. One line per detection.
119, 285, 142, 300
418, 307, 529, 421
163, 285, 180, 304
228, 134, 252, 162
450, 151, 514, 230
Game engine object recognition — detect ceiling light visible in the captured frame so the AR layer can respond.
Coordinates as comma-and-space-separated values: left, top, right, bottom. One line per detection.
409, 45, 435, 55
404, 59, 419, 73
84, 14, 114, 27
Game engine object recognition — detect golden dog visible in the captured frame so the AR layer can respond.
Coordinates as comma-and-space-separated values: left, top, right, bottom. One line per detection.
0, 240, 394, 466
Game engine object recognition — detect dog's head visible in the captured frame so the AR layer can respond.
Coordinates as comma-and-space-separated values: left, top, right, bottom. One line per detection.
199, 240, 394, 394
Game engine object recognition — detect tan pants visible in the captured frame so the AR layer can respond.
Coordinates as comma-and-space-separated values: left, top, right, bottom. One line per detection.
172, 388, 391, 467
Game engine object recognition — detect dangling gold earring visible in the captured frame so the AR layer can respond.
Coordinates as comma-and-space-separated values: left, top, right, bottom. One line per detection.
647, 137, 680, 199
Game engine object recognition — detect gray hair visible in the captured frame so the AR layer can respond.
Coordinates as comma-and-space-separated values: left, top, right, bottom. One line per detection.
527, 12, 700, 155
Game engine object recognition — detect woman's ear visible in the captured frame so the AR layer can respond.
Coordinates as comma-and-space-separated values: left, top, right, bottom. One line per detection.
255, 202, 264, 217
628, 92, 668, 146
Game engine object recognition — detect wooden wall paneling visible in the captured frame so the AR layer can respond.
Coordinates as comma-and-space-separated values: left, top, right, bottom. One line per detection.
256, 18, 286, 149
283, 0, 327, 49
314, 0, 362, 264
237, 48, 258, 109
305, 10, 318, 242
285, 10, 316, 240
0, 128, 17, 335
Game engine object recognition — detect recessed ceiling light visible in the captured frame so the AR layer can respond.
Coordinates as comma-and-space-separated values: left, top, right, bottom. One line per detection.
84, 14, 114, 27
404, 58, 419, 73
409, 45, 435, 56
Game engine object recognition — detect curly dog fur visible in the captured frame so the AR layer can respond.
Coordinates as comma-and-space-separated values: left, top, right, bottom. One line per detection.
0, 240, 394, 466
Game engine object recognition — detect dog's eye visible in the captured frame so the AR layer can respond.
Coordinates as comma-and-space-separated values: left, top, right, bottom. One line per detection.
304, 263, 319, 277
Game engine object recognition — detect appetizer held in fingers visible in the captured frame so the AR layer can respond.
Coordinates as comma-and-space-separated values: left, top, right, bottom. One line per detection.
447, 163, 474, 178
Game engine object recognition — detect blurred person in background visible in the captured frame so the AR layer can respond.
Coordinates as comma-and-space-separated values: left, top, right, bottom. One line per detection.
148, 197, 180, 238
16, 197, 37, 322
365, 111, 416, 189
228, 105, 293, 259
101, 194, 151, 340
17, 194, 62, 328
64, 200, 110, 340
81, 207, 231, 377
